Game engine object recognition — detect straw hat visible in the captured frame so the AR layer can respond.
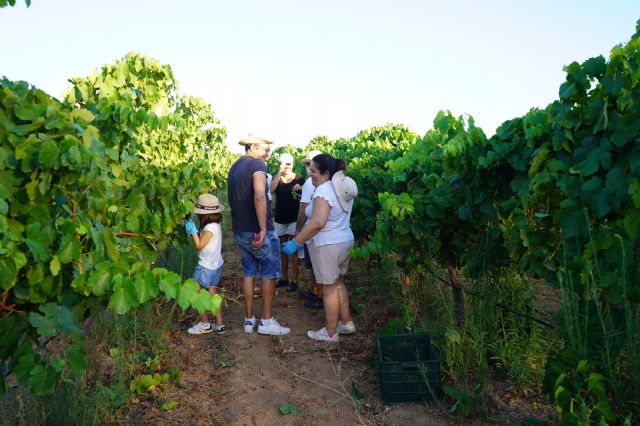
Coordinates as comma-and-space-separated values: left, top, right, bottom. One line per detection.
193, 194, 225, 214
332, 171, 358, 212
302, 150, 322, 165
239, 134, 273, 146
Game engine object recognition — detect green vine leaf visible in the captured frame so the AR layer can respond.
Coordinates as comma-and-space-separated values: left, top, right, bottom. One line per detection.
279, 403, 299, 415
28, 365, 58, 396
24, 223, 52, 262
67, 344, 87, 379
28, 312, 57, 337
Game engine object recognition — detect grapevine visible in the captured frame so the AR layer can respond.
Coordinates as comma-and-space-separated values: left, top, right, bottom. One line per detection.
0, 53, 234, 395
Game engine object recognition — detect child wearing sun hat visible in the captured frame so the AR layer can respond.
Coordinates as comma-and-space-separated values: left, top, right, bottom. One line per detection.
184, 194, 226, 335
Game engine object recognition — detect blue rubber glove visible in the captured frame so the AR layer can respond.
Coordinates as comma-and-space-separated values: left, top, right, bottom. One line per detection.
184, 219, 198, 236
282, 239, 299, 256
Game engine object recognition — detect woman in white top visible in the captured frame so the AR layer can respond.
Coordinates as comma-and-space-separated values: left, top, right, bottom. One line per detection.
283, 154, 358, 342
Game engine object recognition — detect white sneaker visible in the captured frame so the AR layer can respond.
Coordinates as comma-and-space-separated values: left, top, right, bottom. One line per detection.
187, 322, 212, 335
337, 321, 356, 335
214, 324, 225, 334
257, 318, 291, 336
244, 318, 256, 333
307, 327, 339, 342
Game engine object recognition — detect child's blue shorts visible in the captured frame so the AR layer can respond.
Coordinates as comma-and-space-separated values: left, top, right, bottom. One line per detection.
192, 264, 222, 289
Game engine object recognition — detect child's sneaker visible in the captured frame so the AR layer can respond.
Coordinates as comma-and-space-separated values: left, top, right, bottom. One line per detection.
214, 324, 225, 334
244, 317, 256, 333
307, 327, 339, 342
336, 320, 356, 335
187, 322, 212, 335
257, 318, 290, 336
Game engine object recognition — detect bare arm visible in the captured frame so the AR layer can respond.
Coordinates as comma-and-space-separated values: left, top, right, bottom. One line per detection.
192, 230, 213, 251
269, 171, 281, 193
253, 172, 268, 247
270, 164, 287, 193
295, 202, 308, 233
293, 197, 330, 245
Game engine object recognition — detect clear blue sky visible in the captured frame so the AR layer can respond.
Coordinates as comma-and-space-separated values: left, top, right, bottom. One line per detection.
2, 1, 639, 153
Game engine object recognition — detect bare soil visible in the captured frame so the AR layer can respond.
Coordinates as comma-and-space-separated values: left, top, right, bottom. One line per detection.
132, 230, 557, 425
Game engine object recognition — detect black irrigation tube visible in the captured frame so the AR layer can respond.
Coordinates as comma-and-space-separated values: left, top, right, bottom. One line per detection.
425, 267, 555, 329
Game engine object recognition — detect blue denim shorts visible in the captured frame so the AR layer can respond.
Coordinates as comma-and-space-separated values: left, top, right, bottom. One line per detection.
233, 230, 281, 279
192, 264, 222, 289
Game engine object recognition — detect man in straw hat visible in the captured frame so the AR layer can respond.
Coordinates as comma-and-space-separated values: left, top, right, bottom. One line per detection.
227, 134, 291, 336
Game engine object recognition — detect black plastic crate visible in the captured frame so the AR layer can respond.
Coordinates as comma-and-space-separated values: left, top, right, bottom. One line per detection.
377, 334, 442, 404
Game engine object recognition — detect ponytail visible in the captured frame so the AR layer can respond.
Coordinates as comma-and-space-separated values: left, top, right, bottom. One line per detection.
312, 154, 346, 178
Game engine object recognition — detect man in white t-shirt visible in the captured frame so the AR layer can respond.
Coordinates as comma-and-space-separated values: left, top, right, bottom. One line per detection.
295, 150, 323, 308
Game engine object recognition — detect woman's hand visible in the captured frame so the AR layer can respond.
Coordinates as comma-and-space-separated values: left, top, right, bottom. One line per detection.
282, 239, 299, 255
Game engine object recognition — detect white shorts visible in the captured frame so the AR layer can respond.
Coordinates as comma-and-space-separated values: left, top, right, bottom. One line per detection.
274, 222, 296, 237
307, 239, 353, 285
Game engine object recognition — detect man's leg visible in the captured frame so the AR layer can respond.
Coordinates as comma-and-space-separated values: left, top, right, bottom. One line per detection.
279, 234, 289, 282
256, 230, 290, 335
233, 231, 260, 332
291, 251, 299, 284
242, 276, 255, 319
286, 228, 299, 292
303, 244, 321, 297
261, 278, 275, 320
261, 230, 280, 319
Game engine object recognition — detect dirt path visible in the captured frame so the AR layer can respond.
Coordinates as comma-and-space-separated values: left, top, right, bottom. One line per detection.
137, 231, 444, 426
215, 284, 366, 425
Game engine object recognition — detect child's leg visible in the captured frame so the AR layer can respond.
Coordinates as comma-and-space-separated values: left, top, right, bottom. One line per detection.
198, 287, 210, 324
192, 265, 211, 325
208, 286, 223, 326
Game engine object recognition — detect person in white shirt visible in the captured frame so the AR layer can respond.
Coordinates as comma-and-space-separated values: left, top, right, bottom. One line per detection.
183, 194, 225, 335
282, 154, 358, 342
295, 150, 324, 308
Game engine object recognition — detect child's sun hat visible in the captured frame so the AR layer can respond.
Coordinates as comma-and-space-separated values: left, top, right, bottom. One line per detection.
194, 194, 225, 214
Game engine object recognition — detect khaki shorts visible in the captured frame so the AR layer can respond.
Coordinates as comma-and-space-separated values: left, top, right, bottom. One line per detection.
307, 239, 354, 285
